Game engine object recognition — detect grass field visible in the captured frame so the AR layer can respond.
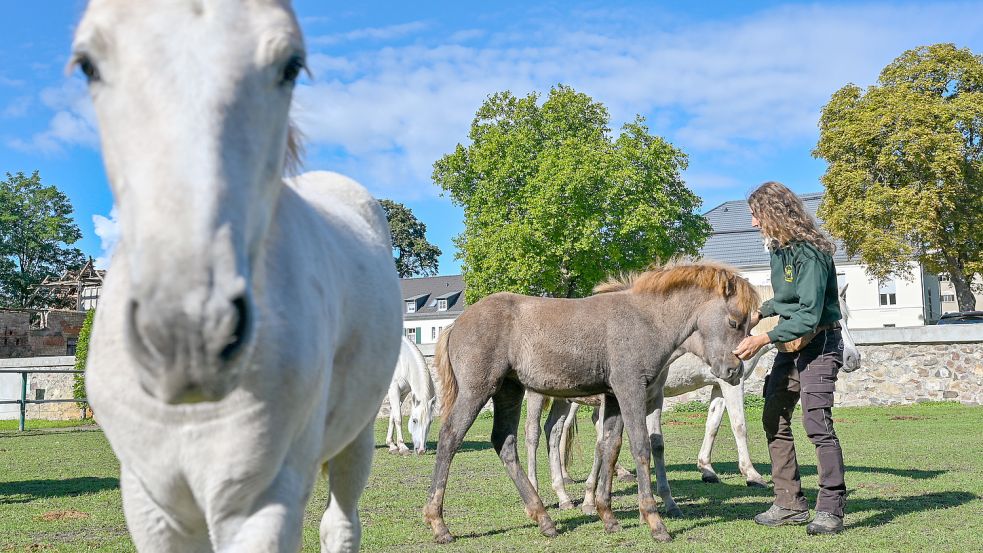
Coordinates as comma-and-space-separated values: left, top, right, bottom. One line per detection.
1, 402, 981, 552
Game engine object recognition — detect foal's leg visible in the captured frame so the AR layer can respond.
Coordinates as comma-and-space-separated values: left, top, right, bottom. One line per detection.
719, 379, 767, 487
581, 404, 603, 516
493, 380, 558, 538
611, 382, 672, 542
593, 395, 624, 533
320, 421, 375, 553
120, 468, 211, 553
646, 392, 682, 517
697, 386, 726, 483
524, 391, 546, 490
558, 403, 579, 484
424, 391, 489, 544
544, 399, 575, 509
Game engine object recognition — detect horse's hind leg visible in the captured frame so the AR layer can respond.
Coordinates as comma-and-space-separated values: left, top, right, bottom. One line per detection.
120, 468, 211, 553
697, 386, 726, 483
558, 402, 578, 484
321, 421, 375, 553
493, 379, 558, 538
581, 404, 603, 516
720, 380, 767, 487
424, 391, 487, 544
524, 391, 546, 490
545, 399, 575, 509
594, 395, 624, 534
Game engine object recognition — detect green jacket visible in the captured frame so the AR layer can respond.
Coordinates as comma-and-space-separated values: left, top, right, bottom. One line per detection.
759, 241, 842, 343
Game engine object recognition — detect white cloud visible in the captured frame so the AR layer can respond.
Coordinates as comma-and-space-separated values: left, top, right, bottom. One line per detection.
290, 2, 983, 200
7, 78, 98, 155
1, 96, 32, 118
93, 207, 119, 270
309, 21, 430, 45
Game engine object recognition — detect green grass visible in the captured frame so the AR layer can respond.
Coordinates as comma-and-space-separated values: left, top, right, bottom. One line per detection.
2, 403, 981, 552
0, 418, 96, 432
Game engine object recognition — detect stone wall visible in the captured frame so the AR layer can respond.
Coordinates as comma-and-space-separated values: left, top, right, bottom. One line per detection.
0, 356, 79, 421
0, 309, 86, 359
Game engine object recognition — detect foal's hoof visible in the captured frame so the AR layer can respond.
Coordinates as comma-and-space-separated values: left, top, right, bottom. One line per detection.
665, 506, 684, 518
747, 478, 769, 489
434, 532, 454, 544
701, 473, 721, 484
539, 518, 559, 538
581, 503, 596, 516
604, 520, 622, 533
558, 500, 575, 510
617, 472, 635, 483
651, 529, 673, 543
562, 476, 575, 485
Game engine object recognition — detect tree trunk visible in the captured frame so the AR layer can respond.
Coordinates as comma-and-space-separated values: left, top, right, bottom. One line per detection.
951, 273, 978, 312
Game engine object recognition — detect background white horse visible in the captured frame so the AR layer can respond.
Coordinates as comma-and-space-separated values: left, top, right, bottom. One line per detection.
75, 2, 401, 552
386, 336, 437, 455
530, 287, 861, 516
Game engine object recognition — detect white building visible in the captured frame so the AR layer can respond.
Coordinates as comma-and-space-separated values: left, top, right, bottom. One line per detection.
700, 193, 943, 328
399, 275, 465, 344
939, 274, 983, 314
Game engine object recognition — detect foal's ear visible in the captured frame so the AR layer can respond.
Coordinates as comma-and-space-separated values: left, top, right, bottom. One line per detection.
724, 275, 737, 297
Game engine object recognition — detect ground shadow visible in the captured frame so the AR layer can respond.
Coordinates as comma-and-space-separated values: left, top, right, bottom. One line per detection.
0, 477, 119, 505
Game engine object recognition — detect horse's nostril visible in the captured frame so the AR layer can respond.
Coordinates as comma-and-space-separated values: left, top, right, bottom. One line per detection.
219, 295, 250, 362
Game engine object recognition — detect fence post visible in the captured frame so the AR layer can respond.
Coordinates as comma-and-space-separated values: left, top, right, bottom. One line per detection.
19, 370, 27, 432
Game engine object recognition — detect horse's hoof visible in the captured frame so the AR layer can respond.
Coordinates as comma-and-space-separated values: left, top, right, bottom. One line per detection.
540, 522, 558, 538
701, 473, 720, 484
666, 506, 683, 518
651, 529, 673, 543
617, 472, 635, 483
746, 479, 768, 488
581, 503, 596, 516
562, 477, 575, 485
558, 501, 575, 510
434, 532, 454, 544
604, 521, 622, 533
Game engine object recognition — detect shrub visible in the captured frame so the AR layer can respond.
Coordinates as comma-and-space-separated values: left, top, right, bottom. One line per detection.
73, 309, 95, 414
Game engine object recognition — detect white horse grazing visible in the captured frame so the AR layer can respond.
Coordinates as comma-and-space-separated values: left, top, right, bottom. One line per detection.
386, 336, 437, 455
530, 287, 860, 516
75, 2, 401, 552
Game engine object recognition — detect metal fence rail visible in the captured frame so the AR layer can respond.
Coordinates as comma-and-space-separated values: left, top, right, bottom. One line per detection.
0, 368, 85, 432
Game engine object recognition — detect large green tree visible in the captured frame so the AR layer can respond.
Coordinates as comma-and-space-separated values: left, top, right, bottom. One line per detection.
815, 43, 983, 311
434, 85, 710, 303
379, 199, 442, 277
0, 171, 86, 308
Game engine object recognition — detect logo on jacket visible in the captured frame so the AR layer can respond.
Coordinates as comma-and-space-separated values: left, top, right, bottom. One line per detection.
784, 265, 794, 282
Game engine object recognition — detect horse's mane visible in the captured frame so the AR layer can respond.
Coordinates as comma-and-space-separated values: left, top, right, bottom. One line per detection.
284, 119, 305, 176
593, 260, 760, 316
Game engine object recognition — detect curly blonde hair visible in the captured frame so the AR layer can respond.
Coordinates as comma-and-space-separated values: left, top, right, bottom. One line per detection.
748, 181, 836, 255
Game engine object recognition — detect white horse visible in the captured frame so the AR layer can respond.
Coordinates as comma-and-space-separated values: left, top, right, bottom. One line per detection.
75, 2, 401, 552
530, 287, 860, 515
386, 336, 437, 455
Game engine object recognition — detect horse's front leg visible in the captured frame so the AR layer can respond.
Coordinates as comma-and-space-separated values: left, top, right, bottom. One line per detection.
612, 382, 671, 542
544, 399, 575, 509
120, 468, 212, 553
719, 379, 767, 487
646, 392, 681, 517
524, 391, 546, 490
386, 387, 410, 454
320, 421, 375, 553
697, 386, 726, 483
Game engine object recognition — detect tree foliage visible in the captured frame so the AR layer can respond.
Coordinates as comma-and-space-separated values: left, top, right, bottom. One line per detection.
379, 199, 442, 277
0, 171, 86, 309
815, 43, 983, 311
73, 308, 95, 414
434, 85, 710, 303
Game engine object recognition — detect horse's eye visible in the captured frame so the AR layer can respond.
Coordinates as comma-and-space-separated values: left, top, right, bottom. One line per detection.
75, 54, 100, 83
281, 55, 305, 85
728, 319, 738, 329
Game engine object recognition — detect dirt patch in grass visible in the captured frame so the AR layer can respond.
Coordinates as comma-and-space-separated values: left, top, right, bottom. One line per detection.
890, 415, 926, 421
39, 510, 89, 522
664, 420, 697, 426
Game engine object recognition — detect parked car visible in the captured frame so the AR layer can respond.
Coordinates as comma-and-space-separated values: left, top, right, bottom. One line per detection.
936, 311, 983, 325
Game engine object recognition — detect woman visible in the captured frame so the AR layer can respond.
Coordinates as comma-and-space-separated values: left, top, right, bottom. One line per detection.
733, 181, 846, 535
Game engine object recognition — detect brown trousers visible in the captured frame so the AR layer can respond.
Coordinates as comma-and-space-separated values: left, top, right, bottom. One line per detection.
763, 328, 846, 517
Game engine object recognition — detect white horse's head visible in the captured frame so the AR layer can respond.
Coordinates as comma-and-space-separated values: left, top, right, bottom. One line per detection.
408, 396, 436, 455
72, 0, 305, 403
838, 284, 861, 372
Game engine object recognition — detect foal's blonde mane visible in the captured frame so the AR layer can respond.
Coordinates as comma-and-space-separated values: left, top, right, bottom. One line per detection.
593, 261, 760, 316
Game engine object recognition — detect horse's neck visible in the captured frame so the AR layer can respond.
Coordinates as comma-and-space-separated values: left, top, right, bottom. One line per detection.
639, 288, 708, 350
404, 344, 435, 401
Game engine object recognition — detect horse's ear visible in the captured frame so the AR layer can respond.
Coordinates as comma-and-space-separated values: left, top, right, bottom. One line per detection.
725, 275, 737, 297
839, 283, 849, 299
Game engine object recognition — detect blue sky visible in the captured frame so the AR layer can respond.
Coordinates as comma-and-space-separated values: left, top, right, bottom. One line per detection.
2, 1, 982, 274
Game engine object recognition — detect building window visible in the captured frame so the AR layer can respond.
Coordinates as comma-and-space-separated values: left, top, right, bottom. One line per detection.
878, 279, 897, 306
405, 301, 416, 314
406, 328, 416, 341
431, 327, 437, 341
35, 388, 45, 401
836, 273, 847, 290
939, 273, 950, 282
437, 298, 448, 311
67, 339, 77, 356
941, 294, 956, 303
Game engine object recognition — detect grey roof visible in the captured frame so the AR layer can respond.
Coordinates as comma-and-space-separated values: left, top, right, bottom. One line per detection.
400, 275, 466, 320
699, 192, 854, 269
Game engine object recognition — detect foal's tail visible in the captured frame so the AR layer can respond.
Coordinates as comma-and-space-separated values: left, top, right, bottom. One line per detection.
435, 324, 458, 421
563, 410, 578, 468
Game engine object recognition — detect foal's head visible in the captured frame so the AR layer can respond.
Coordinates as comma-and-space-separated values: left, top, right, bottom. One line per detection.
616, 262, 760, 383
73, 0, 305, 402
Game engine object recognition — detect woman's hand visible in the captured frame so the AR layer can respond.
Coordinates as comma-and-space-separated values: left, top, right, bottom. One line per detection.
733, 334, 771, 360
